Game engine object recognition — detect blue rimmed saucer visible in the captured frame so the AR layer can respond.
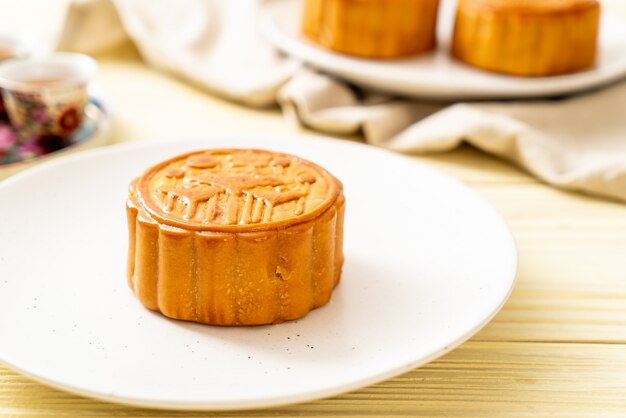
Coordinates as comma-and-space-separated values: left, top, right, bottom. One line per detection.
0, 94, 112, 180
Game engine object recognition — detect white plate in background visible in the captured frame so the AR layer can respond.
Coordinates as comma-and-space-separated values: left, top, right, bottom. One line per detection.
0, 135, 517, 410
260, 0, 626, 100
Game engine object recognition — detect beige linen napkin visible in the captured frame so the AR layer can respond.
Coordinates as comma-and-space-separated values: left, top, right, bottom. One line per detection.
58, 0, 626, 202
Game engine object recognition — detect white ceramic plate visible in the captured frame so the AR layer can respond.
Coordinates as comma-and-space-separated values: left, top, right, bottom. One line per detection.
0, 136, 517, 410
260, 0, 626, 100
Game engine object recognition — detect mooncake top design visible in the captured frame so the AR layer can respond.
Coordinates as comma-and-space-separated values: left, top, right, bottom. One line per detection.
133, 149, 339, 231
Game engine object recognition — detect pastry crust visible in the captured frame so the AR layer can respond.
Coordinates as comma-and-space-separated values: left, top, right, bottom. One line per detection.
302, 0, 441, 58
451, 0, 600, 76
126, 149, 345, 326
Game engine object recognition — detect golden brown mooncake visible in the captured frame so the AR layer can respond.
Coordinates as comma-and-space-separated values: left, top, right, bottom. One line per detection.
451, 0, 600, 76
302, 0, 441, 58
126, 149, 345, 326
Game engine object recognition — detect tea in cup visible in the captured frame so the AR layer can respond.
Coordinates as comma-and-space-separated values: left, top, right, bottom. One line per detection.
0, 53, 97, 142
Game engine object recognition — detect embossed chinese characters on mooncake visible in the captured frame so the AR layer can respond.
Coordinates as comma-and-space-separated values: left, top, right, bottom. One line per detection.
126, 149, 345, 326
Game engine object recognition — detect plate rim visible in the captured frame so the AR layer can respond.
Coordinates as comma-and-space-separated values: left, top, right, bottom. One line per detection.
0, 135, 518, 410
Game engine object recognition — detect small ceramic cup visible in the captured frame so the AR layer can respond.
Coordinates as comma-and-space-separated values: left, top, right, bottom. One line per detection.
0, 33, 34, 122
0, 53, 97, 142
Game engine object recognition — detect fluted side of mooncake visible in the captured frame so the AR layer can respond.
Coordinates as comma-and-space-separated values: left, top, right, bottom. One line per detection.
302, 0, 440, 58
451, 0, 600, 76
126, 187, 344, 326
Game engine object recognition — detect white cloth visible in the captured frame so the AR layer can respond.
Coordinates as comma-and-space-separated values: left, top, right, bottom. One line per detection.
58, 0, 626, 202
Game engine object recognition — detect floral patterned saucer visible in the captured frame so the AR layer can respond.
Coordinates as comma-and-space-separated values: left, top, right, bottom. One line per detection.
0, 94, 112, 180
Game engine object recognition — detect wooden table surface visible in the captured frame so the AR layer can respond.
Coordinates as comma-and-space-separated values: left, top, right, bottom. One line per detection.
2, 1, 626, 417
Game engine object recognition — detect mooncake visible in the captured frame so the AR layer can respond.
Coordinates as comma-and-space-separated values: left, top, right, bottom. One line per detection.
126, 149, 345, 326
302, 0, 441, 58
451, 0, 600, 76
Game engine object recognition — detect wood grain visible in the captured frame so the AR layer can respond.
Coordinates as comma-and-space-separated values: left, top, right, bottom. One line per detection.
1, 0, 626, 416
2, 147, 625, 417
1, 342, 625, 417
